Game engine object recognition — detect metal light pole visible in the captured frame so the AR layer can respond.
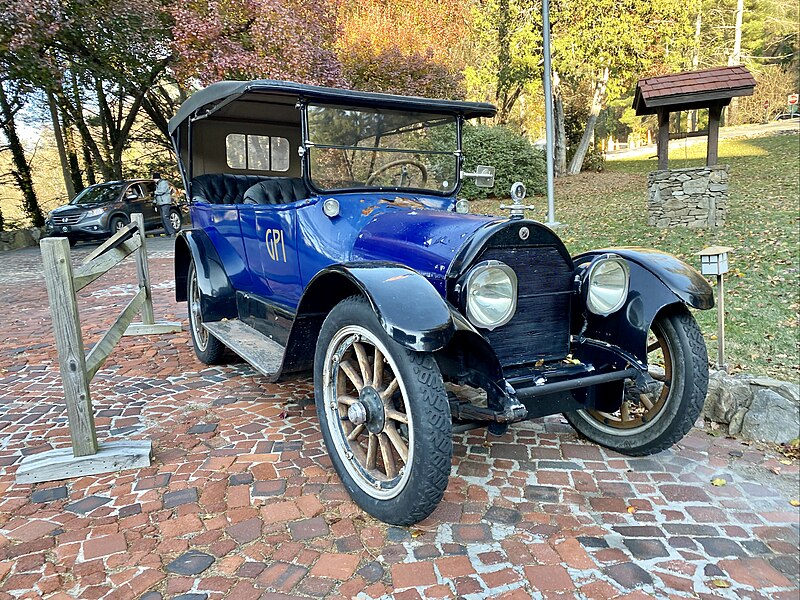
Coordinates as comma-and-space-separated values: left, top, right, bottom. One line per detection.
542, 0, 558, 227
698, 246, 733, 371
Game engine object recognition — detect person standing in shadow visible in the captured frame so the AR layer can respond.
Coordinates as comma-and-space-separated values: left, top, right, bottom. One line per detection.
153, 172, 175, 236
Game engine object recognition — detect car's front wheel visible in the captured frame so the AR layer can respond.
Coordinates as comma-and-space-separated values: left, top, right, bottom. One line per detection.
565, 307, 708, 456
314, 296, 452, 525
187, 261, 225, 364
109, 215, 127, 234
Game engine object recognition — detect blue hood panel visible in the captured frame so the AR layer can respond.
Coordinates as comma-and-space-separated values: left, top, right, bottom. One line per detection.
352, 205, 500, 292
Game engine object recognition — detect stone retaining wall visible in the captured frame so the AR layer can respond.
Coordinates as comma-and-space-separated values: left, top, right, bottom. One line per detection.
0, 227, 44, 252
703, 370, 800, 444
648, 165, 729, 228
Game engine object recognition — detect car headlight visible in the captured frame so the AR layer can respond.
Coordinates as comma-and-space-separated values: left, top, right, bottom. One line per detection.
585, 255, 630, 316
85, 207, 105, 217
464, 260, 517, 330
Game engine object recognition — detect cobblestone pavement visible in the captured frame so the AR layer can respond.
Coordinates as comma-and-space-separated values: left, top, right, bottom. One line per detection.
0, 239, 798, 600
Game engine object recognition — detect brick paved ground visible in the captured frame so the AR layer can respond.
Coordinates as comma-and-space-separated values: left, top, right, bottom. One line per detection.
0, 239, 798, 600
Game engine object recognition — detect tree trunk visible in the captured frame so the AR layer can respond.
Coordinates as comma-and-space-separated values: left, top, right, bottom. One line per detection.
690, 6, 702, 131
47, 90, 77, 200
553, 70, 567, 177
727, 0, 744, 123
0, 83, 44, 227
567, 67, 608, 175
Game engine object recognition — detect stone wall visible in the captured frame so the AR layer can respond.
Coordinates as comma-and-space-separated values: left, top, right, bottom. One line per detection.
703, 370, 800, 444
648, 165, 729, 228
0, 227, 44, 252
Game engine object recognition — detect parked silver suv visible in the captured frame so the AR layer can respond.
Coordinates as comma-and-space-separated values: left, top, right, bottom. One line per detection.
45, 180, 183, 245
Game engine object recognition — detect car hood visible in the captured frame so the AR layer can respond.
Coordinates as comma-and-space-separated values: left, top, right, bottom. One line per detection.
49, 204, 97, 217
351, 204, 502, 292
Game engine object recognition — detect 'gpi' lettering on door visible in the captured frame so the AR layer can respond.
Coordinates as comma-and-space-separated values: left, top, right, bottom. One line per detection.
266, 228, 287, 262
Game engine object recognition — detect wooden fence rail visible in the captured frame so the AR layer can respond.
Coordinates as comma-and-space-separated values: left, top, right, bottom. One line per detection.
16, 214, 181, 484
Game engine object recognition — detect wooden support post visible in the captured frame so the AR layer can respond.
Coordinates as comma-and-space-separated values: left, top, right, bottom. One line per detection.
40, 237, 98, 457
657, 109, 670, 170
125, 212, 182, 336
707, 102, 722, 166
131, 213, 155, 325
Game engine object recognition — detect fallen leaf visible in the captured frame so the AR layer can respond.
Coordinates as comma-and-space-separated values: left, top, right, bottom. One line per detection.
768, 466, 782, 475
779, 459, 792, 465
626, 506, 637, 514
711, 478, 727, 487
790, 499, 800, 507
711, 579, 731, 588
482, 441, 492, 448
411, 529, 425, 538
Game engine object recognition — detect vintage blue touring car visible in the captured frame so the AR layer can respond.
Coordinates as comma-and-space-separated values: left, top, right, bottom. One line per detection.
168, 80, 713, 525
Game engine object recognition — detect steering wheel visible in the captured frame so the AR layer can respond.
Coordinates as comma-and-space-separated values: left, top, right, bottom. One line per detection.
365, 159, 428, 187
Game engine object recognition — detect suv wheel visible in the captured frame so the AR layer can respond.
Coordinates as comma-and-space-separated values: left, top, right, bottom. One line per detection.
314, 296, 452, 525
187, 261, 225, 364
109, 216, 128, 234
169, 209, 183, 232
565, 307, 708, 456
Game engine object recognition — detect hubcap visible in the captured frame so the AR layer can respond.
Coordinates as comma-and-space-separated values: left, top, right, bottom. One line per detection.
323, 326, 413, 500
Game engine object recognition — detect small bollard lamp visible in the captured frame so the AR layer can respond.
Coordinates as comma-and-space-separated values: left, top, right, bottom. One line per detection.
698, 246, 733, 371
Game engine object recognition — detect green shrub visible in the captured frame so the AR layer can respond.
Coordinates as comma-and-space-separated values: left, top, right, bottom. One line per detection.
461, 124, 546, 200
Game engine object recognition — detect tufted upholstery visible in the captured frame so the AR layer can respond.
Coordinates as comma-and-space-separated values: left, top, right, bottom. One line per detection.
191, 174, 272, 204
243, 178, 312, 205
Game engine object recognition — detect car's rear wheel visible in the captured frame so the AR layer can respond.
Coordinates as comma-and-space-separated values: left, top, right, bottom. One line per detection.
169, 209, 183, 232
314, 296, 452, 525
565, 307, 708, 456
187, 261, 225, 364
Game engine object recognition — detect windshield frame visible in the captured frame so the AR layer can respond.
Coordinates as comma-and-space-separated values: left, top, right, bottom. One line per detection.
301, 101, 464, 198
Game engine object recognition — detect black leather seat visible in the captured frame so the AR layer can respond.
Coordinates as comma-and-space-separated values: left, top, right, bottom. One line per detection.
243, 178, 312, 205
191, 174, 271, 204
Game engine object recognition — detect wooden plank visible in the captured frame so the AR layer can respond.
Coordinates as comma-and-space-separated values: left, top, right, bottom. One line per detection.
81, 222, 137, 266
124, 322, 183, 336
657, 109, 670, 170
40, 237, 98, 457
85, 287, 147, 380
707, 102, 722, 166
15, 440, 152, 484
72, 236, 142, 292
131, 213, 155, 325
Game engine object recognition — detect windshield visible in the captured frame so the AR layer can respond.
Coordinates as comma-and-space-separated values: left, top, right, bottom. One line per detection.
306, 104, 458, 194
70, 183, 124, 206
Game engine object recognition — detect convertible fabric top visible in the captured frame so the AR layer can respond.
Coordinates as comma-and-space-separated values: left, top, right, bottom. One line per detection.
168, 80, 497, 134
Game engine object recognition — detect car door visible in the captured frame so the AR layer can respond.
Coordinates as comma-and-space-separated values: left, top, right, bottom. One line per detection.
240, 203, 303, 309
123, 183, 153, 225
138, 181, 160, 226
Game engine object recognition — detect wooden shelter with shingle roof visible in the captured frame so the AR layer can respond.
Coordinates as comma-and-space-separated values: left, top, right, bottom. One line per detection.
633, 66, 756, 169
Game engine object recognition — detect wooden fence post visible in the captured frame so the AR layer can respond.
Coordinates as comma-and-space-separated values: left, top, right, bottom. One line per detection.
40, 237, 99, 457
132, 213, 155, 326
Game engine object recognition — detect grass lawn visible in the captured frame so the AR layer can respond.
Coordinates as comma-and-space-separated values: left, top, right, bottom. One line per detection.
472, 132, 800, 382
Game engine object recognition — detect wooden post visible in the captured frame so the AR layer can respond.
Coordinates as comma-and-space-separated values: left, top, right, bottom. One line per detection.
657, 109, 670, 170
716, 273, 726, 370
131, 213, 155, 325
40, 237, 98, 457
707, 102, 722, 166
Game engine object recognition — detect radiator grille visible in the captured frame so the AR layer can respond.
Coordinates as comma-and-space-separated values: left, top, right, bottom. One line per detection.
51, 214, 83, 225
478, 246, 573, 367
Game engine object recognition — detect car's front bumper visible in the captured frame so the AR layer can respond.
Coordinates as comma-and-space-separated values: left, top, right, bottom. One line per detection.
45, 214, 111, 238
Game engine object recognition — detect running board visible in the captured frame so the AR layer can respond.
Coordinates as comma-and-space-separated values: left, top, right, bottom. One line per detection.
203, 319, 284, 380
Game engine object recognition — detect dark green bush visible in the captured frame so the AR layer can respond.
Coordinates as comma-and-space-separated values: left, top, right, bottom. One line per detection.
461, 124, 546, 200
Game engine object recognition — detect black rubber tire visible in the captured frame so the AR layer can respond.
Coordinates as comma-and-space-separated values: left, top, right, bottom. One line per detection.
109, 216, 127, 234
169, 208, 183, 233
187, 261, 226, 364
314, 296, 453, 525
565, 307, 708, 456
66, 236, 78, 247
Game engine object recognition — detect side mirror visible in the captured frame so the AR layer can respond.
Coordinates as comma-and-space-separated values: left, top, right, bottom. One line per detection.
462, 165, 495, 188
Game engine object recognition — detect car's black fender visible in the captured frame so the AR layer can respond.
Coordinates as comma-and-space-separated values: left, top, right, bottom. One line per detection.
174, 229, 239, 321
280, 262, 456, 374
573, 247, 714, 362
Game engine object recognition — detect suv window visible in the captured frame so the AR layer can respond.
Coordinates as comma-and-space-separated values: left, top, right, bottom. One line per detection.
226, 134, 291, 172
